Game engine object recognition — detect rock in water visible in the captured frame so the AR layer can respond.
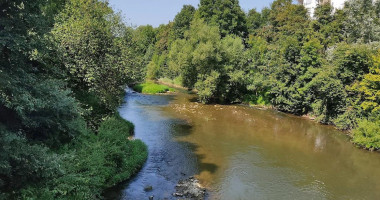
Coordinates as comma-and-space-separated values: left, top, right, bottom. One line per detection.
173, 177, 206, 200
144, 185, 153, 192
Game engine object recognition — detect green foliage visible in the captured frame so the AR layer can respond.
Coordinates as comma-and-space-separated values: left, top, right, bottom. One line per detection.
247, 8, 264, 34
344, 0, 380, 43
133, 82, 175, 94
169, 18, 221, 88
307, 67, 347, 123
244, 92, 271, 106
313, 3, 345, 48
270, 0, 309, 38
334, 108, 360, 130
168, 19, 249, 103
1, 0, 147, 198
352, 118, 380, 150
0, 126, 63, 197
350, 49, 380, 115
52, 0, 132, 112
268, 37, 324, 114
19, 116, 147, 199
195, 71, 221, 103
173, 5, 196, 39
332, 43, 373, 85
196, 0, 248, 37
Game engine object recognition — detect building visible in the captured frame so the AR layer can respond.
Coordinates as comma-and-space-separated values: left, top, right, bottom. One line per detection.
301, 0, 347, 17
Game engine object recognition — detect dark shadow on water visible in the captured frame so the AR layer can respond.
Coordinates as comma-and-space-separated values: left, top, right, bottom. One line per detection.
188, 96, 199, 103
176, 140, 219, 175
104, 139, 218, 200
170, 121, 193, 137
200, 163, 218, 174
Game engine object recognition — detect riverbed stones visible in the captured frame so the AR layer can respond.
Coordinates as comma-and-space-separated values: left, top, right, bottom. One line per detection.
173, 177, 206, 200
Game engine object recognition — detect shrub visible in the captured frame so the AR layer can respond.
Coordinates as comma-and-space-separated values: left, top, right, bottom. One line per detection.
352, 118, 380, 150
17, 115, 148, 199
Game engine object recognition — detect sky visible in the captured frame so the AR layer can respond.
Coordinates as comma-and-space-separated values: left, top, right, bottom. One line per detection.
108, 0, 275, 27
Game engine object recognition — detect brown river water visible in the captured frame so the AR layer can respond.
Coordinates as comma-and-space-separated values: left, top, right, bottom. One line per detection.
105, 88, 380, 200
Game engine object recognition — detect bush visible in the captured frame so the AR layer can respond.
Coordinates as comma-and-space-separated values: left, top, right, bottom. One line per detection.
352, 118, 380, 150
17, 115, 148, 199
244, 92, 271, 106
0, 126, 63, 197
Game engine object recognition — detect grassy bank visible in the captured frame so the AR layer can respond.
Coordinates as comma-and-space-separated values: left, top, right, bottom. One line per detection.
18, 115, 148, 199
133, 82, 175, 94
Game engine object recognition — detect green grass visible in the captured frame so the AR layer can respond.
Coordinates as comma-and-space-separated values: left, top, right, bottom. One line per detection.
133, 82, 175, 94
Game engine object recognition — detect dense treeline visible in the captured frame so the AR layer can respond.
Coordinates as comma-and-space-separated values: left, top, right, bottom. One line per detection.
0, 0, 147, 199
138, 0, 380, 149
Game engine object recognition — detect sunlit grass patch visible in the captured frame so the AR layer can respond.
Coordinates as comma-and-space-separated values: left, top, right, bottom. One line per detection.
133, 82, 175, 94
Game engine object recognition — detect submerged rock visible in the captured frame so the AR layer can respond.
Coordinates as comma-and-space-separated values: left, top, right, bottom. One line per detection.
173, 177, 206, 200
144, 185, 153, 192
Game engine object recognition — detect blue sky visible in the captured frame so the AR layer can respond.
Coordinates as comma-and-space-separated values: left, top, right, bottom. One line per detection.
108, 0, 275, 27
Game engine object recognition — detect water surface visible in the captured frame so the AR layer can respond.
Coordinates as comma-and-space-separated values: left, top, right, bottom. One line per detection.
108, 89, 380, 200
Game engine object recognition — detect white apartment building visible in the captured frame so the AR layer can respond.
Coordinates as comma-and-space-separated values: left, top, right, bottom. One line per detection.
303, 0, 347, 17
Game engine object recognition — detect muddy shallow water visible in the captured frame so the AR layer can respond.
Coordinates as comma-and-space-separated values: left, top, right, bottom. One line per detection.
105, 89, 380, 200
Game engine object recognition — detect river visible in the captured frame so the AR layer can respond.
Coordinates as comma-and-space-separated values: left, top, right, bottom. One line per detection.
105, 88, 380, 200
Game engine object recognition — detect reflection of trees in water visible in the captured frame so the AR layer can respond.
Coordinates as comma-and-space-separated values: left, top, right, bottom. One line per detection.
164, 94, 380, 199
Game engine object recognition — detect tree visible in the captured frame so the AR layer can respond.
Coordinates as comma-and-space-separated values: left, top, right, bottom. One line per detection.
344, 0, 380, 43
197, 0, 248, 37
0, 0, 83, 196
270, 0, 309, 39
351, 49, 380, 115
332, 43, 373, 86
0, 0, 148, 198
169, 18, 221, 89
52, 0, 132, 122
247, 8, 263, 34
313, 3, 345, 48
173, 5, 196, 39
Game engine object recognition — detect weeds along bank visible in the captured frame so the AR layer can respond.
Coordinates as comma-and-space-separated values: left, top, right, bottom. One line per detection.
136, 0, 380, 150
1, 0, 147, 199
